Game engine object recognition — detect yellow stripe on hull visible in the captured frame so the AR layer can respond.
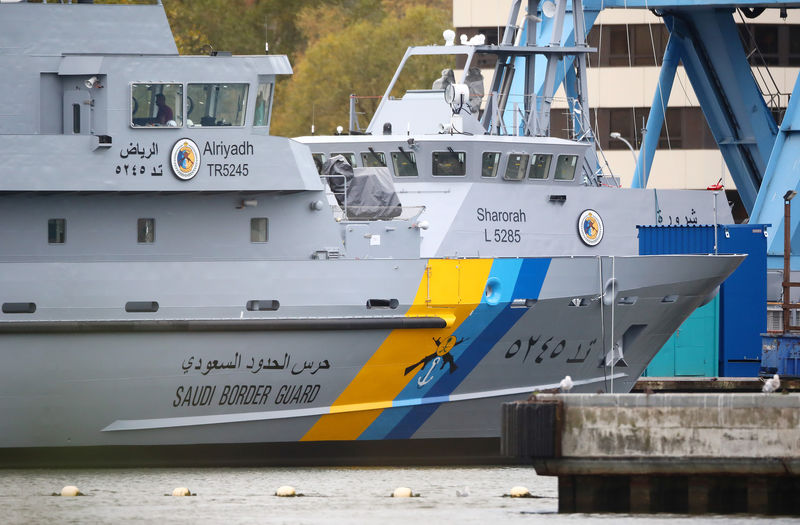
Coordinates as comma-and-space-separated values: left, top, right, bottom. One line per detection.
301, 259, 492, 441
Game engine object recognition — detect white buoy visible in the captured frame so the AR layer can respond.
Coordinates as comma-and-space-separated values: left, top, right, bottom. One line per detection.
172, 487, 191, 497
276, 485, 296, 497
509, 486, 531, 497
60, 485, 81, 497
392, 487, 413, 498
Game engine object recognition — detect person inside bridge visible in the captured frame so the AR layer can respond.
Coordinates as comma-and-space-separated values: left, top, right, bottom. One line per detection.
155, 93, 174, 125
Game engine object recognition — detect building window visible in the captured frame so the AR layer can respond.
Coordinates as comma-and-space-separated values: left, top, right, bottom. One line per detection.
587, 22, 800, 68
504, 153, 529, 180
587, 24, 668, 67
554, 155, 578, 181
752, 24, 779, 65
598, 107, 717, 151
361, 150, 386, 167
482, 152, 501, 177
131, 83, 183, 127
250, 218, 268, 243
606, 107, 651, 149
187, 83, 248, 127
528, 154, 552, 179
789, 26, 800, 66
137, 218, 155, 243
432, 151, 466, 176
48, 218, 65, 244
659, 107, 683, 149
391, 151, 418, 177
607, 26, 631, 66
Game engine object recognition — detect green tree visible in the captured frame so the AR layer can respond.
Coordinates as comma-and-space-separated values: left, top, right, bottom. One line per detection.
160, 0, 337, 58
272, 3, 452, 137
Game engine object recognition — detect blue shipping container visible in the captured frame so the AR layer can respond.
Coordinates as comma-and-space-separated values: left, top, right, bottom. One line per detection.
760, 333, 800, 377
638, 224, 768, 377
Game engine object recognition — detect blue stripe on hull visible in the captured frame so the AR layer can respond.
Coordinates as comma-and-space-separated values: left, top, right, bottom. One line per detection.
360, 258, 550, 440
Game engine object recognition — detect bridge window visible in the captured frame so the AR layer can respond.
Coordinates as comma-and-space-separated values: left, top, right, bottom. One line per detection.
554, 155, 578, 181
253, 81, 273, 127
187, 83, 248, 127
482, 152, 500, 177
312, 153, 326, 174
391, 151, 418, 177
432, 151, 466, 176
503, 154, 529, 180
331, 153, 356, 167
361, 151, 386, 167
528, 154, 552, 180
131, 83, 183, 127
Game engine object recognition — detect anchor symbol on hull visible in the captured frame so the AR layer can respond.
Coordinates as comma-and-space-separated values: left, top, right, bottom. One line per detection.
417, 357, 442, 387
404, 335, 468, 388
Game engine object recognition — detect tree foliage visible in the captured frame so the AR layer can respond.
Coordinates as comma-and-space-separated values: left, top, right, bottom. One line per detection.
160, 0, 326, 57
271, 2, 452, 137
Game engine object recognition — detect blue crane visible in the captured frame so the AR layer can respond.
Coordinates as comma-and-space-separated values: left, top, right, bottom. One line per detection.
505, 0, 798, 265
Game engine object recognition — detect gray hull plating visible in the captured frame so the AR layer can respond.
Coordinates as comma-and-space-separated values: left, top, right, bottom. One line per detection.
0, 254, 741, 449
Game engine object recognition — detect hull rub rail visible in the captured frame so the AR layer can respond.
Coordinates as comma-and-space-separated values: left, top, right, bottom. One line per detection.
0, 316, 447, 333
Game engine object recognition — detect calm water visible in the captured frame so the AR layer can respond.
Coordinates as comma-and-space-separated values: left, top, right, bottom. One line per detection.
1, 466, 796, 524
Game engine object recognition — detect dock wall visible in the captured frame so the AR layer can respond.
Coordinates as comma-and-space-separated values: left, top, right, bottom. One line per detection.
503, 393, 800, 514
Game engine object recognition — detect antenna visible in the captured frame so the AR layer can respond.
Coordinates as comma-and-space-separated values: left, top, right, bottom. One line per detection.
264, 15, 269, 55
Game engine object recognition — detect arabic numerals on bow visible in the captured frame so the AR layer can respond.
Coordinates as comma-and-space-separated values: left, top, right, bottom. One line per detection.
504, 335, 595, 365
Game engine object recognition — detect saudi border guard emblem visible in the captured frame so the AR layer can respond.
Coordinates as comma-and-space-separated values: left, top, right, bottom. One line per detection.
171, 138, 201, 181
578, 209, 604, 246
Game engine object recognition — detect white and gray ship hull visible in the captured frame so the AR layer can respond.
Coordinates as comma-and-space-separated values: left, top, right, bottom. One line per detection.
0, 254, 741, 463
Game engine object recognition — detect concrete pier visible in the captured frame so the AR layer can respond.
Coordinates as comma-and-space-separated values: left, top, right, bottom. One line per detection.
502, 393, 800, 514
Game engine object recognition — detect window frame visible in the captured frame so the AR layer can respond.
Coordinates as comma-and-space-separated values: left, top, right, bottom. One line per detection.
137, 218, 156, 244
252, 80, 274, 127
503, 153, 530, 181
330, 152, 357, 167
432, 151, 467, 177
361, 151, 387, 167
48, 218, 66, 244
390, 150, 419, 177
312, 153, 327, 174
130, 82, 184, 128
553, 154, 579, 181
481, 152, 501, 178
250, 217, 269, 243
186, 82, 250, 128
528, 153, 553, 180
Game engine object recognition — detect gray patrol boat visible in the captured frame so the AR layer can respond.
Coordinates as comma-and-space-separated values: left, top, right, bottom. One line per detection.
0, 0, 740, 466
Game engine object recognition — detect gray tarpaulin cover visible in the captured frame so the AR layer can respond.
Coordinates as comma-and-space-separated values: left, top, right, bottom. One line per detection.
322, 155, 402, 220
